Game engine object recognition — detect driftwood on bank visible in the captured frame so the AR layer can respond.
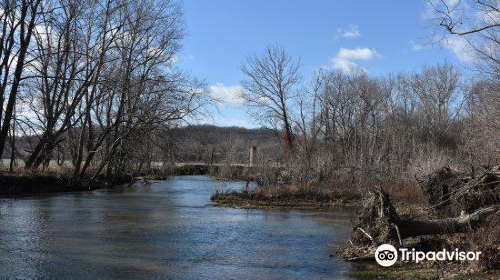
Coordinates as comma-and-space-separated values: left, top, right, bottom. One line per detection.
357, 186, 497, 241
339, 183, 499, 261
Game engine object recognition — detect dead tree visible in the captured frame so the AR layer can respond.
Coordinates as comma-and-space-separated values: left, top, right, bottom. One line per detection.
340, 185, 499, 261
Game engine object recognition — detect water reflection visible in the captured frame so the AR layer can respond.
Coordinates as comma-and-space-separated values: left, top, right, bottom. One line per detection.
0, 175, 356, 279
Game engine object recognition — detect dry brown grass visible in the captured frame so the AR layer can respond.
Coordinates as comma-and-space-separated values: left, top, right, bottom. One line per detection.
0, 166, 71, 178
211, 169, 432, 212
211, 179, 361, 210
382, 176, 432, 219
470, 215, 500, 270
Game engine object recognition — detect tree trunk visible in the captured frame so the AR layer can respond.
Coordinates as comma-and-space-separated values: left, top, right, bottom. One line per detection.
282, 118, 293, 162
397, 206, 498, 238
0, 0, 40, 158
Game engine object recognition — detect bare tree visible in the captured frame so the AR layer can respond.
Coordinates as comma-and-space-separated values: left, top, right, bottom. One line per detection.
428, 0, 499, 36
290, 70, 323, 183
464, 80, 500, 167
0, 0, 212, 185
240, 45, 300, 162
318, 70, 388, 172
408, 62, 463, 146
20, 0, 121, 169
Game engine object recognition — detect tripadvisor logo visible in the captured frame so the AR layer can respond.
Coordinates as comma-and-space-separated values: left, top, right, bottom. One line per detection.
375, 244, 398, 267
375, 244, 482, 267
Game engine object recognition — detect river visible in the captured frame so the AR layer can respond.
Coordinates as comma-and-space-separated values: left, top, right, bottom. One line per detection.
0, 175, 358, 279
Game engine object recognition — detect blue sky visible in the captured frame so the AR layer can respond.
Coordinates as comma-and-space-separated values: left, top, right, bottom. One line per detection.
178, 0, 474, 128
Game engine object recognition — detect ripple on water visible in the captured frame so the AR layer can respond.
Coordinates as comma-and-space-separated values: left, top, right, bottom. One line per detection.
0, 175, 357, 279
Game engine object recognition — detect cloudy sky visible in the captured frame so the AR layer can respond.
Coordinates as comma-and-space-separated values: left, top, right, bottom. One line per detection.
179, 0, 474, 128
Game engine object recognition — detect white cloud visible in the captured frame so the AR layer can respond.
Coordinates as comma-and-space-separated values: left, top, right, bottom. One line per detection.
169, 54, 180, 64
409, 40, 424, 51
337, 47, 380, 60
341, 24, 361, 38
209, 83, 244, 104
330, 47, 380, 73
420, 0, 478, 63
442, 37, 476, 63
331, 58, 366, 74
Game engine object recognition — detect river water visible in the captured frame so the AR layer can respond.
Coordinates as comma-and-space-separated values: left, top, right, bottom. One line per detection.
0, 175, 358, 279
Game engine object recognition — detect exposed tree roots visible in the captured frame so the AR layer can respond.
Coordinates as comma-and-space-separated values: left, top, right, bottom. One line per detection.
339, 170, 499, 262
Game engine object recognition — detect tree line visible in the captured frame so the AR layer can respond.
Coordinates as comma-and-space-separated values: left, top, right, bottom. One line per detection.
239, 0, 499, 186
241, 50, 491, 187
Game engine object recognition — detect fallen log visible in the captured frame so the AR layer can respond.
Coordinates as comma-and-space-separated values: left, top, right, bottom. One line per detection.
397, 205, 499, 238
339, 186, 499, 261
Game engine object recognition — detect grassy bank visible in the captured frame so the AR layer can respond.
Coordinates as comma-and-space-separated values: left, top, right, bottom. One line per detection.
210, 178, 438, 223
211, 184, 360, 210
210, 176, 420, 211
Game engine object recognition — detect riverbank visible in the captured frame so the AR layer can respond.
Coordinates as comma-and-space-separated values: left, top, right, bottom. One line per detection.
209, 177, 416, 211
0, 167, 174, 196
210, 179, 435, 219
0, 170, 136, 196
211, 186, 360, 210
0, 163, 256, 196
